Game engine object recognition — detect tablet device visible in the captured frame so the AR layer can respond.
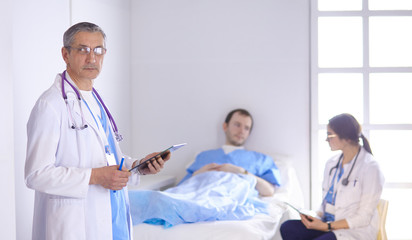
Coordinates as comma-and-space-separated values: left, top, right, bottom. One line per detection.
283, 202, 317, 218
129, 143, 187, 173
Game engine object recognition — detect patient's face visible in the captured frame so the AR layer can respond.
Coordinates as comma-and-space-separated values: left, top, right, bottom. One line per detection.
224, 112, 252, 146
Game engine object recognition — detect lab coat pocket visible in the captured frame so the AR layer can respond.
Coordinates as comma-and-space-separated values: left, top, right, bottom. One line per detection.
336, 179, 362, 209
46, 196, 86, 240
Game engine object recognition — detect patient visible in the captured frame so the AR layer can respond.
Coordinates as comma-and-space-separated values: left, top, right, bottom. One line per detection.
179, 108, 281, 196
128, 108, 282, 228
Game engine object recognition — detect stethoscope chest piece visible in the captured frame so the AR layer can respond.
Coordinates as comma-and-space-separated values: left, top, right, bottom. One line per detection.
329, 147, 361, 187
61, 70, 122, 141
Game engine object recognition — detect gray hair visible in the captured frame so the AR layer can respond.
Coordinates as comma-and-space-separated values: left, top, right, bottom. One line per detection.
63, 22, 106, 48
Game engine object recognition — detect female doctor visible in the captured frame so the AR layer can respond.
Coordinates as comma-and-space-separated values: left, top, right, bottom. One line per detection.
25, 22, 170, 240
280, 113, 385, 240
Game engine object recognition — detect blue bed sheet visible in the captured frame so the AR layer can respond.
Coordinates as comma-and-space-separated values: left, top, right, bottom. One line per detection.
129, 171, 268, 228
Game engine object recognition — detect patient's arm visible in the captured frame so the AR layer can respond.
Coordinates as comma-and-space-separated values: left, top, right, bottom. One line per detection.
192, 163, 221, 176
215, 164, 275, 197
191, 163, 275, 196
253, 175, 275, 196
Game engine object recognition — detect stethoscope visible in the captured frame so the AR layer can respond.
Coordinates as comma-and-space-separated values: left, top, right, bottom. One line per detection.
61, 70, 123, 142
328, 147, 361, 186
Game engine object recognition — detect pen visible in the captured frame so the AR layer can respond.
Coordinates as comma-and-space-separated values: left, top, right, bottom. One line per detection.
119, 157, 125, 171
114, 157, 125, 193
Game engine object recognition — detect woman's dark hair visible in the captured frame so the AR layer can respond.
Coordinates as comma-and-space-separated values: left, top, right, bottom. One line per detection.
328, 113, 372, 154
224, 108, 254, 132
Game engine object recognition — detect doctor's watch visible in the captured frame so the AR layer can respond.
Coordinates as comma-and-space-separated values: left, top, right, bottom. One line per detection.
327, 221, 332, 232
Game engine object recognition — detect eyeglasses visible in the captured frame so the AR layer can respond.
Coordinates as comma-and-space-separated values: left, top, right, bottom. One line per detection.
67, 46, 107, 56
326, 134, 337, 140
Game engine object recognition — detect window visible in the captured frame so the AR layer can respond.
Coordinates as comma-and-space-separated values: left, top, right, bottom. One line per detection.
311, 1, 412, 239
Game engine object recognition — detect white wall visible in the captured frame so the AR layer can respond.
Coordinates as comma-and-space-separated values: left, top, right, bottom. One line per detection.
10, 0, 131, 239
5, 0, 310, 239
12, 2, 69, 238
0, 0, 16, 239
130, 0, 311, 206
71, 0, 133, 152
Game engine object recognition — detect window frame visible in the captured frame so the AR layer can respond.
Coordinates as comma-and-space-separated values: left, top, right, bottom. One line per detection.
310, 0, 412, 231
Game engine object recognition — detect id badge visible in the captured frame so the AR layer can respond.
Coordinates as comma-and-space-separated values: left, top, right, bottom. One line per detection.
106, 153, 117, 166
105, 146, 117, 166
325, 203, 335, 215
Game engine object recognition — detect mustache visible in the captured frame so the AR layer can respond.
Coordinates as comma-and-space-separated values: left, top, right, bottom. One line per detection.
82, 65, 98, 70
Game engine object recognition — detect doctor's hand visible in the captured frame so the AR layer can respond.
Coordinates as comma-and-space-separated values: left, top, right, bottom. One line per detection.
133, 151, 171, 175
90, 165, 131, 190
300, 214, 328, 232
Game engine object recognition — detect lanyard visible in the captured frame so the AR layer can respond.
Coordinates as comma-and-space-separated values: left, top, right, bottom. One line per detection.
323, 161, 344, 222
82, 98, 100, 130
82, 92, 118, 165
94, 93, 119, 165
326, 162, 344, 205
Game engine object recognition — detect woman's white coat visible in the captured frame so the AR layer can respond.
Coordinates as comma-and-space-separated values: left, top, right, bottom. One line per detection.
320, 147, 384, 240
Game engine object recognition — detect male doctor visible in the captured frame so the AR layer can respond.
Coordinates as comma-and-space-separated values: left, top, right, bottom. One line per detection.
25, 22, 169, 240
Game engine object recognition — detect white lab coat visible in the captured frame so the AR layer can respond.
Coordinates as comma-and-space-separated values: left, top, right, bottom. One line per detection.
319, 147, 385, 240
25, 73, 140, 240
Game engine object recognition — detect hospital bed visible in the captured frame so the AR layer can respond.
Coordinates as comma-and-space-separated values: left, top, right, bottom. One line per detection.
129, 154, 304, 240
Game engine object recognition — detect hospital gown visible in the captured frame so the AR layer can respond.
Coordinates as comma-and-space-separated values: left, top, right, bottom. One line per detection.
180, 148, 281, 186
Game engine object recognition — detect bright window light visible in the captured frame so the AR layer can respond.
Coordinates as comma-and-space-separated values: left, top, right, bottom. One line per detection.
318, 17, 363, 68
370, 130, 412, 182
370, 73, 412, 124
318, 73, 363, 124
369, 17, 412, 67
318, 0, 362, 11
369, 0, 412, 10
381, 188, 412, 239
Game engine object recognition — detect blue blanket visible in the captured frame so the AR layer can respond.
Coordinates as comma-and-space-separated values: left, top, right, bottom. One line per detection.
129, 171, 268, 228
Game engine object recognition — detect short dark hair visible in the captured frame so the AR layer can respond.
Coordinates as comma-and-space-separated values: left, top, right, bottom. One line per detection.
224, 108, 254, 131
63, 22, 106, 49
